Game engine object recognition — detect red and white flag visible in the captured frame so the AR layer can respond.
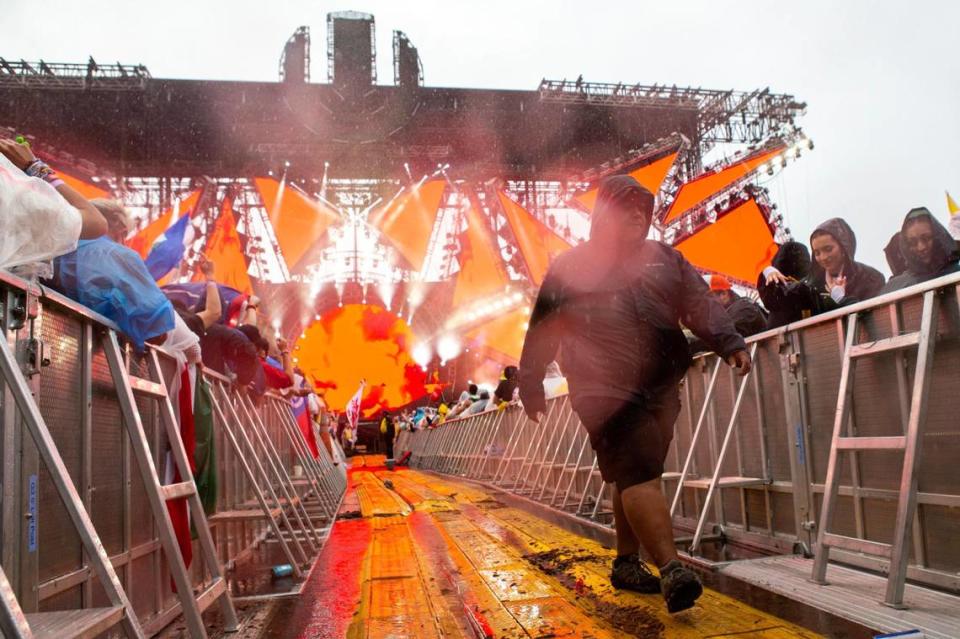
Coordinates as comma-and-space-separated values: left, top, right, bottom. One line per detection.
345, 380, 365, 444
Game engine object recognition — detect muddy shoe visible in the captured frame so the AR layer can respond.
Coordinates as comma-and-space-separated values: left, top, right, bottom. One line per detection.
610, 554, 661, 593
659, 560, 703, 613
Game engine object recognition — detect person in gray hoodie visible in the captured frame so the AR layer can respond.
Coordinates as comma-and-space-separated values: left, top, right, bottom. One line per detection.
881, 208, 960, 293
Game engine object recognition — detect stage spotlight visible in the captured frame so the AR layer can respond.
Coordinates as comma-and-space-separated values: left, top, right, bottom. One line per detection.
411, 342, 432, 369
284, 160, 291, 168
437, 335, 462, 362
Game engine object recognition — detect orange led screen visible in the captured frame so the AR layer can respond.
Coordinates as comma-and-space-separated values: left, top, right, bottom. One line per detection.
452, 203, 508, 307
573, 152, 678, 213
465, 306, 529, 363
198, 197, 253, 293
255, 177, 340, 271
674, 199, 778, 284
57, 171, 109, 201
370, 180, 446, 271
296, 304, 431, 417
663, 146, 786, 223
498, 192, 571, 286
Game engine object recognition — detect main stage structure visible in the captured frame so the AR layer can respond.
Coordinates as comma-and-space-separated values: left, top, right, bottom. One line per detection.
1, 11, 808, 411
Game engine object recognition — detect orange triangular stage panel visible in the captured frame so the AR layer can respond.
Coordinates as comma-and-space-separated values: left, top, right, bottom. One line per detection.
453, 203, 509, 308
465, 307, 528, 363
127, 190, 202, 259
674, 198, 778, 284
572, 152, 679, 213
56, 170, 110, 200
498, 192, 571, 286
200, 197, 253, 294
663, 146, 786, 223
370, 180, 446, 271
255, 177, 340, 271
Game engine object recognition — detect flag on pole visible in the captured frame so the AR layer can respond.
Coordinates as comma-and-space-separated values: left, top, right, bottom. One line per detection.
345, 380, 365, 445
947, 191, 959, 216
145, 213, 195, 281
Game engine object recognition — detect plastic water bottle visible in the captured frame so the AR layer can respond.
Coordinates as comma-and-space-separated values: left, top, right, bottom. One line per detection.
272, 564, 294, 579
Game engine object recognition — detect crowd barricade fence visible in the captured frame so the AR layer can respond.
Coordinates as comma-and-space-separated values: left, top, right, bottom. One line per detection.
0, 270, 346, 637
396, 270, 960, 601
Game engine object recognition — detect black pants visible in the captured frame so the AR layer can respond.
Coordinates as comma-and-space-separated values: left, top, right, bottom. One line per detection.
575, 387, 681, 492
383, 434, 394, 459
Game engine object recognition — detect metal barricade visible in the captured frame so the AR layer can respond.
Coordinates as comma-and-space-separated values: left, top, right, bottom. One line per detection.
395, 271, 960, 602
0, 270, 346, 636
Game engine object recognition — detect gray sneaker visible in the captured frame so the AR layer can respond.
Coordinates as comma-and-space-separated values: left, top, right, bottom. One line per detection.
659, 560, 703, 613
610, 554, 661, 594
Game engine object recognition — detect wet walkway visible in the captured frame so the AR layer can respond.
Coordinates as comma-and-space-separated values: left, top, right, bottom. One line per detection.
263, 456, 830, 639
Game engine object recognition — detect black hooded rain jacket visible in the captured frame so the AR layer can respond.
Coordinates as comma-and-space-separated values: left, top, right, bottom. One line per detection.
881, 208, 960, 293
518, 175, 746, 417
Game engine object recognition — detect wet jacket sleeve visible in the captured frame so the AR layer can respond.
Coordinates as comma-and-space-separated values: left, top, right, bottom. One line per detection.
728, 298, 768, 337
518, 268, 564, 415
674, 255, 746, 358
841, 264, 886, 305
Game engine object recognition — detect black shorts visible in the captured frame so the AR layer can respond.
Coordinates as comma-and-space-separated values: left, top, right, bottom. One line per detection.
575, 388, 681, 492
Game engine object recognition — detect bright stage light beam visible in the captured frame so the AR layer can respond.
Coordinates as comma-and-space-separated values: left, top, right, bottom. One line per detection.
411, 342, 432, 369
436, 335, 462, 364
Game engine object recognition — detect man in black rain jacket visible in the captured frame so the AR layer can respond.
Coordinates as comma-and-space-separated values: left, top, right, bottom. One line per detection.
518, 175, 750, 613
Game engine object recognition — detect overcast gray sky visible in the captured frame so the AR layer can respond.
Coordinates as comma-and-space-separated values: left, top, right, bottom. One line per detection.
6, 0, 959, 273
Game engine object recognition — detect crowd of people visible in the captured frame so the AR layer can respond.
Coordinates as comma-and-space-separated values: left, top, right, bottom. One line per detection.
689, 210, 960, 352
4, 133, 960, 615
0, 138, 334, 487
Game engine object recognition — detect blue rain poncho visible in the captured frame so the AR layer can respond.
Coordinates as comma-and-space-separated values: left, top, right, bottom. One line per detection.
49, 238, 175, 350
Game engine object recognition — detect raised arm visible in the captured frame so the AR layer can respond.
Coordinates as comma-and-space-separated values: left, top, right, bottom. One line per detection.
196, 259, 222, 328
0, 139, 107, 239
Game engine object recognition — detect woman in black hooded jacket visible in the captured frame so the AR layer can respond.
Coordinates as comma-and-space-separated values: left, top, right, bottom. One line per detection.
761, 219, 885, 327
881, 207, 960, 293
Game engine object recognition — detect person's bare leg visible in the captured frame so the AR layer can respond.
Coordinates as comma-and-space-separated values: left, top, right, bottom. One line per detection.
612, 487, 641, 557
618, 478, 678, 568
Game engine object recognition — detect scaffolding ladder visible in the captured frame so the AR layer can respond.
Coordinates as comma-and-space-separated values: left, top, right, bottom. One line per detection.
811, 290, 938, 608
103, 333, 238, 638
0, 333, 144, 638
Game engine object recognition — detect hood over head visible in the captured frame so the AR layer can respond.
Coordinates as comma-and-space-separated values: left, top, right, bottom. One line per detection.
771, 240, 811, 280
884, 232, 908, 277
811, 218, 857, 261
589, 175, 655, 248
898, 207, 959, 276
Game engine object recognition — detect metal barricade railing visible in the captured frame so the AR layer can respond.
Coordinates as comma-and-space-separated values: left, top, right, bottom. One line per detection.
395, 271, 960, 605
0, 270, 347, 637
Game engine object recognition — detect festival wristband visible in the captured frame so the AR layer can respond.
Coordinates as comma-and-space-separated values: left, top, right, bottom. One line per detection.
24, 159, 63, 187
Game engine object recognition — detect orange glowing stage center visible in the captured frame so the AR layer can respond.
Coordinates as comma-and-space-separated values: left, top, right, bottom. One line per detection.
297, 304, 432, 416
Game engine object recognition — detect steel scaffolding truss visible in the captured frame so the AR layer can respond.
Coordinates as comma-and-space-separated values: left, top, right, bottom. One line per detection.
0, 58, 150, 90
538, 78, 806, 153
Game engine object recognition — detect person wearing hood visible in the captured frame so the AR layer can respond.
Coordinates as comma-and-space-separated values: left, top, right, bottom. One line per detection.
884, 232, 908, 278
519, 175, 750, 614
763, 218, 885, 316
807, 218, 885, 305
881, 207, 960, 293
756, 240, 818, 328
494, 365, 519, 406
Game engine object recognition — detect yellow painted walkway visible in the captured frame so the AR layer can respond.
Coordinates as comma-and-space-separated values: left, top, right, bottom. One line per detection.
342, 456, 822, 639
